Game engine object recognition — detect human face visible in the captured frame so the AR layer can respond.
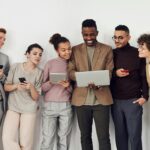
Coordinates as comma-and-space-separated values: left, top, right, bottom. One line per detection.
113, 30, 130, 48
57, 42, 72, 60
0, 32, 6, 48
27, 48, 43, 65
138, 43, 150, 58
82, 27, 98, 47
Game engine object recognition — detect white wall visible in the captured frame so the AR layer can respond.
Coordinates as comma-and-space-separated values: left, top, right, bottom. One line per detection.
0, 0, 150, 150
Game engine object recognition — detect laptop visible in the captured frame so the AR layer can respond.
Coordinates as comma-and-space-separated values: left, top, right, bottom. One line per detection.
75, 70, 110, 87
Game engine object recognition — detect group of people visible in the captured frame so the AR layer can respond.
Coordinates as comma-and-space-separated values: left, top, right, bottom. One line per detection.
0, 19, 150, 150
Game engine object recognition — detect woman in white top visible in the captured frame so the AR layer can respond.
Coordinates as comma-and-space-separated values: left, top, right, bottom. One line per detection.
138, 34, 150, 87
2, 43, 43, 150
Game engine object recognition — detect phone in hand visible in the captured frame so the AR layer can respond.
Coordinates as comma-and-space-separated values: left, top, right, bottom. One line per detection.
0, 65, 3, 69
19, 77, 26, 83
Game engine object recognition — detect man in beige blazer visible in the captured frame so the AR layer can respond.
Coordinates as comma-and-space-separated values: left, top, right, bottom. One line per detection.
68, 19, 114, 150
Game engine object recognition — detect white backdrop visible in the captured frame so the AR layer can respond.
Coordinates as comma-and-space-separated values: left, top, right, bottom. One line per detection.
0, 0, 150, 150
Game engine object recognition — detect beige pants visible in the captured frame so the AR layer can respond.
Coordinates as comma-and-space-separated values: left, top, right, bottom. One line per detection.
2, 110, 36, 150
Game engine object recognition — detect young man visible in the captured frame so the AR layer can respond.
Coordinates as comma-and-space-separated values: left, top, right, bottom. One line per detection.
0, 28, 10, 124
68, 19, 114, 150
111, 25, 149, 150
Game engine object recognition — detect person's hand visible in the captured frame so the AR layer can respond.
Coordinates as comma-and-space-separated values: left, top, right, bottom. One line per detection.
116, 68, 129, 77
0, 68, 4, 78
133, 97, 146, 106
16, 83, 27, 90
23, 82, 34, 90
59, 80, 70, 88
88, 83, 101, 90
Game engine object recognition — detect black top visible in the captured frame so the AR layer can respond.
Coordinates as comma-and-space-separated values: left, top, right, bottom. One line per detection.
111, 43, 149, 100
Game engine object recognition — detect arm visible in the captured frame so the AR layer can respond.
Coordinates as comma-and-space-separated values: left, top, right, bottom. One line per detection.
0, 57, 10, 83
67, 48, 77, 81
42, 62, 53, 92
105, 47, 114, 79
139, 58, 149, 101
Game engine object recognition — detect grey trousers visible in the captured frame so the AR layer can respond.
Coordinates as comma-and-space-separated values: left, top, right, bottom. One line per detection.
111, 98, 143, 150
40, 102, 73, 150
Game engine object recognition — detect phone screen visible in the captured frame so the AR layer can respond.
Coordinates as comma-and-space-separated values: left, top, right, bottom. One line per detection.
19, 77, 26, 83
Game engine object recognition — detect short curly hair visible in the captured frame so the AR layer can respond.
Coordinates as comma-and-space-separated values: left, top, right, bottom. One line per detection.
137, 34, 150, 51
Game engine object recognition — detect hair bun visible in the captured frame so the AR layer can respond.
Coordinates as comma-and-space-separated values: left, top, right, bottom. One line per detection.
49, 33, 61, 45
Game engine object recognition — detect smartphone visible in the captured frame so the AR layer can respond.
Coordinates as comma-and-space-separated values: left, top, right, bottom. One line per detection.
121, 69, 129, 73
0, 65, 3, 69
19, 77, 26, 83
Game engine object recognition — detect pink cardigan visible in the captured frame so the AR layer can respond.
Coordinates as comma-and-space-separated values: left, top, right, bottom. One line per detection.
42, 57, 72, 102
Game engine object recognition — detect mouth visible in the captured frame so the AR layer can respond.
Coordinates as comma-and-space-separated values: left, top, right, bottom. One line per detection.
86, 40, 93, 44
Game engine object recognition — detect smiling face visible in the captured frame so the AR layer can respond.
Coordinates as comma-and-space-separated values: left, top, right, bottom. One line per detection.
113, 30, 130, 48
26, 47, 43, 65
82, 27, 98, 47
57, 42, 72, 60
0, 32, 6, 48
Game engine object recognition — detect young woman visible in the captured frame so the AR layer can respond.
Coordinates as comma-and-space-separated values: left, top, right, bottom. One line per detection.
41, 34, 73, 150
2, 43, 43, 150
138, 34, 150, 86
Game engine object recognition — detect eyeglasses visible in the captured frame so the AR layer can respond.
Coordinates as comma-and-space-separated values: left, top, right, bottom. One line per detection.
112, 35, 128, 41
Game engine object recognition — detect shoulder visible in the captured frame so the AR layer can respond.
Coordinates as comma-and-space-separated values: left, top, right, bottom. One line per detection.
98, 42, 112, 49
0, 52, 9, 60
10, 62, 21, 69
44, 58, 58, 68
72, 43, 84, 51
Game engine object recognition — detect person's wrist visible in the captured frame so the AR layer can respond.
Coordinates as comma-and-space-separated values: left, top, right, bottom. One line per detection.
14, 84, 18, 90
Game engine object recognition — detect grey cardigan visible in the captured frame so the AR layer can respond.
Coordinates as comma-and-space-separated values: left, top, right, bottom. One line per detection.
0, 52, 10, 122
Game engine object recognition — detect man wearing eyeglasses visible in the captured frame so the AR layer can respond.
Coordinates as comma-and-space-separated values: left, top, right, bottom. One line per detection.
110, 25, 148, 150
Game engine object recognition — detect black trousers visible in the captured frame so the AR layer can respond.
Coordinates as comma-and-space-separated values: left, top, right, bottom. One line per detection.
111, 98, 143, 150
75, 104, 111, 150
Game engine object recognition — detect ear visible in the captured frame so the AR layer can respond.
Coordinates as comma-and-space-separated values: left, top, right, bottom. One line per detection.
96, 30, 99, 36
26, 52, 30, 59
128, 35, 131, 40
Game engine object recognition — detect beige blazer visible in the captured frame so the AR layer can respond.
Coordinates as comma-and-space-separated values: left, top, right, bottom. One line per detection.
68, 42, 114, 106
146, 64, 150, 87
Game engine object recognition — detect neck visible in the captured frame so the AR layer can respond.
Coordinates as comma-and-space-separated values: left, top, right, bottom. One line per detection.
24, 61, 36, 71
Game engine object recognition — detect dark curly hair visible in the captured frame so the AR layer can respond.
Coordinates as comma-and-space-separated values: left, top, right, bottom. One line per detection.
49, 33, 69, 50
137, 34, 150, 51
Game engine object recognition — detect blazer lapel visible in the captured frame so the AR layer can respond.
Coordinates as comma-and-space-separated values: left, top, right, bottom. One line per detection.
81, 44, 89, 70
92, 43, 101, 70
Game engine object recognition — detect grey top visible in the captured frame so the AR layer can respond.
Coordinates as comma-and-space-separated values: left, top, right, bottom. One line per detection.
0, 52, 10, 111
84, 46, 99, 105
5, 63, 43, 113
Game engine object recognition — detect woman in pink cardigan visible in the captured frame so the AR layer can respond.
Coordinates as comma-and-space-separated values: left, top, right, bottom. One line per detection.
41, 34, 73, 150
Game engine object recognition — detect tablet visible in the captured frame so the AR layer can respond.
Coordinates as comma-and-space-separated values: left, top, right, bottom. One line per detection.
50, 73, 67, 84
75, 70, 110, 87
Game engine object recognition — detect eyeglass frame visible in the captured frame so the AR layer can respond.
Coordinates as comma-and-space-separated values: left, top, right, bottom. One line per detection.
112, 35, 129, 41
